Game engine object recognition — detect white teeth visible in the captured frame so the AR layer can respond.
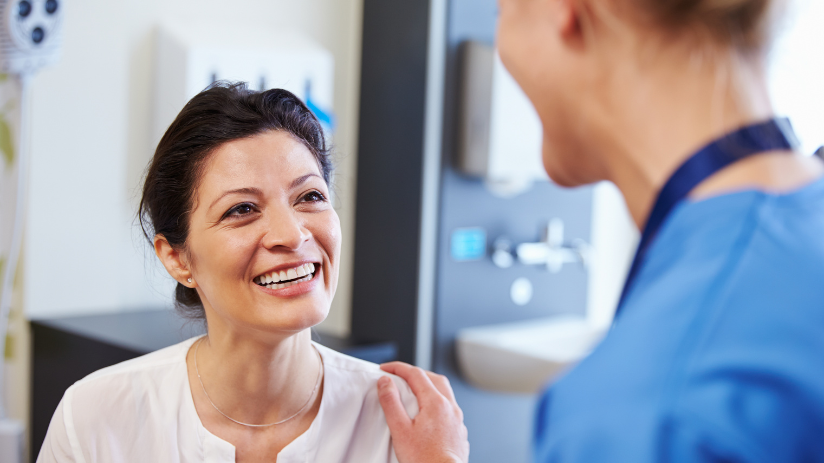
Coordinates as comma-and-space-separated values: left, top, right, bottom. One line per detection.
256, 263, 317, 289
260, 273, 312, 290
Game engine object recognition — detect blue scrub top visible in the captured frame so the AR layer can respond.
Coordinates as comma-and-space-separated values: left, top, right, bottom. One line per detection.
535, 176, 824, 462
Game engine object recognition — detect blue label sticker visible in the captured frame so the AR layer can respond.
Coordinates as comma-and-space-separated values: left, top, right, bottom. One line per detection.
450, 228, 487, 262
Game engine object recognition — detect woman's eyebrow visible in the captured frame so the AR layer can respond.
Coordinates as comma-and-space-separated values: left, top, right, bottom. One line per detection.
209, 187, 263, 210
290, 173, 321, 189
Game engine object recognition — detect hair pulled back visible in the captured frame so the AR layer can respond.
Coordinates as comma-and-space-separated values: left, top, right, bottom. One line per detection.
139, 81, 332, 319
632, 0, 778, 52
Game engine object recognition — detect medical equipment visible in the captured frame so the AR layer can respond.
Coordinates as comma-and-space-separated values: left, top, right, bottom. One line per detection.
0, 1, 63, 461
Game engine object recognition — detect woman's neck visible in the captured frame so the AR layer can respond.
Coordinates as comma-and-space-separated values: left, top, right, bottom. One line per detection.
192, 322, 321, 426
592, 48, 822, 228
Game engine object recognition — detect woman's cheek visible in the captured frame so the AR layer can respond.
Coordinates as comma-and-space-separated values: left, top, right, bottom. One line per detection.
320, 209, 342, 257
220, 228, 264, 276
317, 210, 342, 287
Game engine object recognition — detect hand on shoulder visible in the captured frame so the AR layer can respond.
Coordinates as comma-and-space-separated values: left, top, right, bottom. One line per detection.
377, 362, 469, 463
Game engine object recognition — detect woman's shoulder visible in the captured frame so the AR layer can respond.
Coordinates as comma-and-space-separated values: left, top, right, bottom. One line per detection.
63, 336, 198, 423
307, 343, 418, 462
313, 342, 387, 374
313, 342, 418, 416
41, 337, 204, 461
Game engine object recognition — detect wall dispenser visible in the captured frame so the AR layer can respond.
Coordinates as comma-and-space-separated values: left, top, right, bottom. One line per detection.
457, 41, 546, 197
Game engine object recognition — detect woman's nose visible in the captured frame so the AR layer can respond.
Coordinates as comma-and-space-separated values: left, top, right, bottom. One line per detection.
261, 208, 311, 250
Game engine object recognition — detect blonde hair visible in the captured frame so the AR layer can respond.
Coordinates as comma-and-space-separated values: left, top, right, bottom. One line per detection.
634, 0, 779, 52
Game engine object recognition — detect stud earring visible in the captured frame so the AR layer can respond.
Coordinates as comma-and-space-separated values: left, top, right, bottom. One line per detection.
187, 278, 192, 283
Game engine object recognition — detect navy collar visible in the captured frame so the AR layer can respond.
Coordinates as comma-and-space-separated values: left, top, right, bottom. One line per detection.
614, 118, 799, 319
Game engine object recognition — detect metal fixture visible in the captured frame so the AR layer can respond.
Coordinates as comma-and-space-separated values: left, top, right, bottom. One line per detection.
491, 237, 514, 269
493, 219, 591, 273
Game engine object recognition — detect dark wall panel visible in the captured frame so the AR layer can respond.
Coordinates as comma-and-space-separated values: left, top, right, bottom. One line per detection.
351, 0, 432, 362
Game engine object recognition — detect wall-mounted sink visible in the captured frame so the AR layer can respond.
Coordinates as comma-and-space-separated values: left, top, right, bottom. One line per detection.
456, 316, 608, 394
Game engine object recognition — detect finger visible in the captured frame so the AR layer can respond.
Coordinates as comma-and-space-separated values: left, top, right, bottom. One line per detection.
377, 376, 412, 432
380, 362, 442, 403
425, 371, 457, 403
379, 361, 411, 376
383, 363, 458, 404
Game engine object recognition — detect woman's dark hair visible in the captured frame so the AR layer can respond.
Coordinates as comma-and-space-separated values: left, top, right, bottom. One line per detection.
138, 81, 332, 319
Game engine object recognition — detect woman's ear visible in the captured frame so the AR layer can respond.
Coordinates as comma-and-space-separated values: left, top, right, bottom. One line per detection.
154, 235, 195, 287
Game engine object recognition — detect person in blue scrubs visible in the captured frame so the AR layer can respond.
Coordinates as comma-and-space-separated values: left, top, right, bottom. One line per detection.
374, 0, 824, 461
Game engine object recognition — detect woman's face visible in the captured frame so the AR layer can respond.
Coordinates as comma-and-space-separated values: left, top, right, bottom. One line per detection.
184, 130, 340, 336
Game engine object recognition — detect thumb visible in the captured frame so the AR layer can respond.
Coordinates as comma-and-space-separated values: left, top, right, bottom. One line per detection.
377, 376, 412, 433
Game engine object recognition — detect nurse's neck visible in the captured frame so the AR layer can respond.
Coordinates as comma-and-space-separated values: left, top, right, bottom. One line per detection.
594, 47, 824, 230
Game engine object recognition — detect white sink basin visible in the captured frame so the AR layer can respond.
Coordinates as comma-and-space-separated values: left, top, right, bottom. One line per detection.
456, 316, 608, 394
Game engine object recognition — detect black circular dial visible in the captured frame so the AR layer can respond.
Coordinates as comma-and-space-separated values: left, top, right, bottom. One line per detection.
19, 1, 32, 17
31, 26, 45, 44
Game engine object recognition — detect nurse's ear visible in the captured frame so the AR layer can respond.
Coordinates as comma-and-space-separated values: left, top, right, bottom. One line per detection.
552, 0, 582, 41
153, 234, 196, 288
552, 0, 613, 50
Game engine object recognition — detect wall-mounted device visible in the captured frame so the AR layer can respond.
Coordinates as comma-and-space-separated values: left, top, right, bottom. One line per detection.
0, 1, 63, 462
153, 22, 335, 150
457, 41, 547, 197
0, 0, 62, 74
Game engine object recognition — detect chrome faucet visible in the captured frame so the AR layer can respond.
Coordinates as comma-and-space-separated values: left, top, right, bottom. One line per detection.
492, 219, 591, 273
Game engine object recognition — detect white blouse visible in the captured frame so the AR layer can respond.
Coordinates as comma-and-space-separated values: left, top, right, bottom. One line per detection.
37, 336, 418, 463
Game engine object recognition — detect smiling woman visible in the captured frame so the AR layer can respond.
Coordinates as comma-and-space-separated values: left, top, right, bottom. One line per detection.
36, 83, 418, 463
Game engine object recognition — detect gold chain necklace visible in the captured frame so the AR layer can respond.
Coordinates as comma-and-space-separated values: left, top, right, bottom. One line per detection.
194, 337, 323, 427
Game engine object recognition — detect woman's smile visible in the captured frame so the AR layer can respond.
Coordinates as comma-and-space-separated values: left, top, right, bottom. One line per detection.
253, 261, 322, 297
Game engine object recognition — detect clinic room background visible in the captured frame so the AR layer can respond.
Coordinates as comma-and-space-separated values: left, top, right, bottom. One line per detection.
0, 0, 822, 461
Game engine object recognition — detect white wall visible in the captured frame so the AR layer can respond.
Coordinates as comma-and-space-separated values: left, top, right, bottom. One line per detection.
769, 0, 824, 155
23, 0, 363, 337
587, 182, 638, 328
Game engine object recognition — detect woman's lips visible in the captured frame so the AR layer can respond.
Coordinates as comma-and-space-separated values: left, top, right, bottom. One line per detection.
255, 266, 321, 297
254, 262, 316, 287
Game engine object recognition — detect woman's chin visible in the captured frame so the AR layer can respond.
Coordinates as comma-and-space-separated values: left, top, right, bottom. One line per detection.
253, 307, 329, 335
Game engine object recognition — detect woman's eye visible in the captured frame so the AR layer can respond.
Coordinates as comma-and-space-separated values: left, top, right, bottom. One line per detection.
300, 191, 327, 203
225, 203, 257, 218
